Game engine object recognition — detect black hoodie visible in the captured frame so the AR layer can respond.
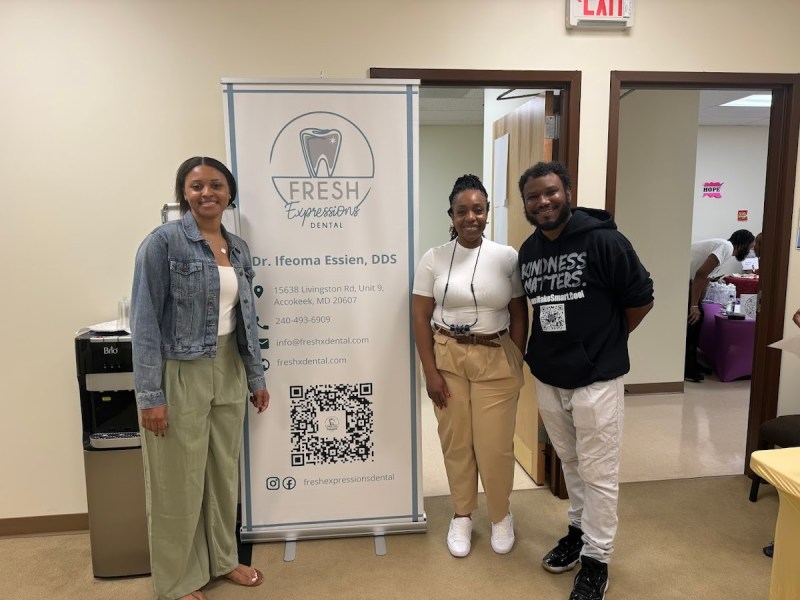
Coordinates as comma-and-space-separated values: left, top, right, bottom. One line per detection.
518, 208, 653, 389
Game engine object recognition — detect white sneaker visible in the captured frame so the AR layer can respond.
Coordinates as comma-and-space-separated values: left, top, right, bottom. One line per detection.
491, 512, 515, 554
447, 516, 472, 557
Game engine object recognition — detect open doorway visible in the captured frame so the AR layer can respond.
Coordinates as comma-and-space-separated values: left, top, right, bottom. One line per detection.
613, 87, 769, 480
371, 69, 580, 497
370, 69, 581, 189
606, 72, 800, 474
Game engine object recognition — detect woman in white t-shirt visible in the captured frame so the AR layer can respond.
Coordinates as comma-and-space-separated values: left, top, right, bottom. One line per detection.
411, 174, 528, 559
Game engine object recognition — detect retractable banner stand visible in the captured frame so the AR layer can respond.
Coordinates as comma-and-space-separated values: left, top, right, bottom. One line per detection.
222, 79, 424, 541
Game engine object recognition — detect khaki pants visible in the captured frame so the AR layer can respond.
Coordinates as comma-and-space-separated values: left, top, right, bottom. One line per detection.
140, 334, 248, 600
432, 331, 524, 523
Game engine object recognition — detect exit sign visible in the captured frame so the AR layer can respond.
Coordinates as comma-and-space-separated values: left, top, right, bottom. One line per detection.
567, 0, 634, 29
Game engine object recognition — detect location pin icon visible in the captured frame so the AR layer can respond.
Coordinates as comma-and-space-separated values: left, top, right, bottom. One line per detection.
254, 285, 263, 298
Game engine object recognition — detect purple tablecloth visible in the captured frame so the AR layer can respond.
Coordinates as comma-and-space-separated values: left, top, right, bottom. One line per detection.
703, 314, 756, 381
698, 302, 723, 357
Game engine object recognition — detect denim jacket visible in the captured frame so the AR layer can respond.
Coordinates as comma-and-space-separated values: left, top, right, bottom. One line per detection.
131, 211, 266, 410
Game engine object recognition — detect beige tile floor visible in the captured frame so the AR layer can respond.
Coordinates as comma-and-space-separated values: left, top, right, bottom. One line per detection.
421, 375, 750, 497
621, 376, 750, 482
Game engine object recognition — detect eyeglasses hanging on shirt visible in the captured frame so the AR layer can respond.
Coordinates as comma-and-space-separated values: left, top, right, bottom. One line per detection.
440, 239, 482, 336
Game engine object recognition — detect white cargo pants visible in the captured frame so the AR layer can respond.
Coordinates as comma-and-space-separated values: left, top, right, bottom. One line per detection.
535, 376, 624, 563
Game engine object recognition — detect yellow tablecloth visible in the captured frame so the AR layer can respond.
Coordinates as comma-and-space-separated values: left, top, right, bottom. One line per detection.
750, 448, 800, 600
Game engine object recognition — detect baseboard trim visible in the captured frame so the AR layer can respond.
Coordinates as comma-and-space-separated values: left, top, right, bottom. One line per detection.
0, 513, 89, 538
625, 382, 684, 395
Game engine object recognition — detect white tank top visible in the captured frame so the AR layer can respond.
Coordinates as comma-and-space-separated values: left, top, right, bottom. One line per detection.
217, 266, 239, 336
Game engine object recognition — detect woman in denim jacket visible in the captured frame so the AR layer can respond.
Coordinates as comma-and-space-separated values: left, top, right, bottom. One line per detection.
131, 156, 269, 600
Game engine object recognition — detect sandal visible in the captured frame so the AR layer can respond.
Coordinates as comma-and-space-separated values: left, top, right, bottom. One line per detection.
224, 564, 264, 587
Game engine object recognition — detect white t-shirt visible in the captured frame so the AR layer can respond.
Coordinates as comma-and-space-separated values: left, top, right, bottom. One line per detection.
412, 238, 524, 335
689, 238, 733, 279
217, 266, 239, 336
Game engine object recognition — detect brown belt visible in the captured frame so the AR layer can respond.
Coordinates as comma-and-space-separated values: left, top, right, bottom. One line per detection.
433, 325, 508, 348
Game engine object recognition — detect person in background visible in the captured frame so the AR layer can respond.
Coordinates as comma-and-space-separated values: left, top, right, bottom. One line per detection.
412, 174, 527, 558
743, 232, 762, 274
131, 156, 269, 600
517, 161, 654, 600
685, 230, 755, 382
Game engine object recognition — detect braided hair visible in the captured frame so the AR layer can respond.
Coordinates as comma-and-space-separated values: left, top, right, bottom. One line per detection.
729, 229, 756, 261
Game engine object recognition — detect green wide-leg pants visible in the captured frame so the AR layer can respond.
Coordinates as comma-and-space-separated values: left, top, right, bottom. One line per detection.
140, 333, 248, 600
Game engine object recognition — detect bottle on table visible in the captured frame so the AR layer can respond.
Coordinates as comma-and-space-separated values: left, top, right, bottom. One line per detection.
726, 289, 736, 314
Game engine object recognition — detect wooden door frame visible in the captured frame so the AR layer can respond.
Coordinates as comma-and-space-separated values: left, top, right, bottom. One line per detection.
606, 71, 800, 472
369, 68, 581, 201
370, 68, 580, 498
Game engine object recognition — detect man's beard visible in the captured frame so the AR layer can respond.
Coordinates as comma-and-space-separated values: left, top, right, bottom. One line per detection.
735, 248, 750, 261
525, 202, 571, 231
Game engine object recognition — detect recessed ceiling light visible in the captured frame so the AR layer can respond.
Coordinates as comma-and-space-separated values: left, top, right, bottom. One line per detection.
721, 94, 772, 108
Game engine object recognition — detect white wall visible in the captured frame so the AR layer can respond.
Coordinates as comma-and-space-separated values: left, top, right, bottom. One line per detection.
418, 126, 483, 256
692, 126, 768, 243
692, 126, 768, 276
615, 90, 699, 385
2, 0, 800, 519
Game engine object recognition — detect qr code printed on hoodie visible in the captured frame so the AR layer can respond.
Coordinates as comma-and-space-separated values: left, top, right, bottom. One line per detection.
539, 303, 566, 332
289, 383, 374, 466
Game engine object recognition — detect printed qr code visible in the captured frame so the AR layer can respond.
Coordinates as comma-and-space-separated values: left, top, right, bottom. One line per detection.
539, 303, 566, 332
289, 383, 374, 466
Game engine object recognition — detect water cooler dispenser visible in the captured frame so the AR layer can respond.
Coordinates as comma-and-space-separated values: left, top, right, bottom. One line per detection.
76, 331, 150, 577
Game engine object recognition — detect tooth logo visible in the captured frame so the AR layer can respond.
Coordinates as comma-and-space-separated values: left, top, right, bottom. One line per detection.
300, 128, 341, 178
269, 112, 374, 229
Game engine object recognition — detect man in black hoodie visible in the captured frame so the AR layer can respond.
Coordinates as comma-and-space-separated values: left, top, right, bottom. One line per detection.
517, 162, 653, 600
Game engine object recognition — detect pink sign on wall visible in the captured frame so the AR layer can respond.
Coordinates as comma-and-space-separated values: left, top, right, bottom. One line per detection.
702, 181, 724, 198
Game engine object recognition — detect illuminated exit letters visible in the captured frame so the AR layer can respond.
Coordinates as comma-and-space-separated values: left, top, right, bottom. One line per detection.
567, 0, 633, 28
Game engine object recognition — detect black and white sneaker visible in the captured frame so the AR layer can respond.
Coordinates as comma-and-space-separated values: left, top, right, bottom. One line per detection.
542, 524, 583, 573
569, 556, 609, 600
